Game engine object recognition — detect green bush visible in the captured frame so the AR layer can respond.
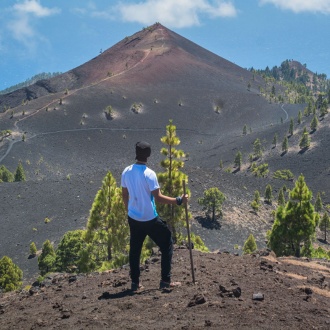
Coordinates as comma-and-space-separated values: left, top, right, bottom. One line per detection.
105, 105, 114, 119
131, 102, 142, 113
243, 234, 258, 254
273, 169, 294, 181
0, 256, 23, 292
29, 242, 37, 256
252, 163, 269, 177
38, 240, 56, 275
310, 246, 330, 260
190, 233, 209, 252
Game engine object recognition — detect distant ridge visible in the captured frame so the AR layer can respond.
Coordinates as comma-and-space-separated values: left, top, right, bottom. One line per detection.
0, 72, 62, 96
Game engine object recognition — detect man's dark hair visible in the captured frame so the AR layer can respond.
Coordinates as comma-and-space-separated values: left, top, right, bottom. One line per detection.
135, 141, 151, 162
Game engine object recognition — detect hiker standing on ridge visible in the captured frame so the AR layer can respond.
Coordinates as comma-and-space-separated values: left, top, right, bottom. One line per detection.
121, 141, 188, 291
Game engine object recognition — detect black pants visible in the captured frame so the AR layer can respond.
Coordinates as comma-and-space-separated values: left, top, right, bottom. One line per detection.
128, 216, 173, 284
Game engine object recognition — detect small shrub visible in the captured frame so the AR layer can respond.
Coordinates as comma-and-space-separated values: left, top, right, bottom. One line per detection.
29, 242, 37, 256
215, 105, 221, 114
36, 275, 44, 284
273, 169, 294, 181
131, 102, 142, 113
243, 234, 257, 254
252, 163, 269, 177
251, 200, 260, 213
311, 246, 330, 260
105, 106, 114, 119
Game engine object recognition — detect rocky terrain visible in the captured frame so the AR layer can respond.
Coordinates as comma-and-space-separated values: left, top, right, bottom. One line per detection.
1, 247, 330, 329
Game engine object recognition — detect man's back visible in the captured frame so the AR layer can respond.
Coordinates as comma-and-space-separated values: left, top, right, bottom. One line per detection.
121, 164, 159, 221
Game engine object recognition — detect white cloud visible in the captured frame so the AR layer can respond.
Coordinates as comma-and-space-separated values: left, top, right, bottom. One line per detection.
259, 0, 330, 14
13, 0, 60, 17
7, 14, 34, 41
6, 0, 60, 52
116, 0, 237, 28
72, 1, 115, 19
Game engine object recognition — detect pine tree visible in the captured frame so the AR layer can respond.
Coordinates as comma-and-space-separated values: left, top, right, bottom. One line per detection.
38, 240, 56, 275
314, 192, 323, 213
251, 190, 260, 213
299, 127, 311, 149
264, 184, 273, 204
320, 99, 328, 117
253, 138, 263, 159
297, 110, 302, 124
198, 187, 226, 222
14, 161, 26, 182
303, 106, 309, 117
0, 165, 14, 182
271, 85, 276, 96
319, 212, 330, 242
289, 117, 294, 136
234, 151, 242, 170
55, 230, 87, 273
310, 114, 318, 131
306, 101, 313, 116
0, 256, 23, 292
278, 188, 286, 206
272, 133, 278, 148
29, 242, 37, 257
242, 124, 247, 135
268, 174, 319, 257
85, 171, 128, 264
243, 234, 258, 254
219, 160, 223, 169
158, 120, 189, 240
282, 136, 288, 153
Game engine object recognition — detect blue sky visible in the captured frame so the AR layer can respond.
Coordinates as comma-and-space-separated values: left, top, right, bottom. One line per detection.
1, 0, 330, 91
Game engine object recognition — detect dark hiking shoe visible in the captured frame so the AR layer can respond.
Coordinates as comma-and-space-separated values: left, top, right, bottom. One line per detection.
159, 280, 181, 289
131, 282, 144, 292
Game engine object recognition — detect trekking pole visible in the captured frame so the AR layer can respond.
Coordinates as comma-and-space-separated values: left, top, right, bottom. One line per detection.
183, 180, 196, 284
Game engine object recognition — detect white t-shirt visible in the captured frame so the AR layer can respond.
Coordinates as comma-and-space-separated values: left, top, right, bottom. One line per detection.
121, 164, 160, 221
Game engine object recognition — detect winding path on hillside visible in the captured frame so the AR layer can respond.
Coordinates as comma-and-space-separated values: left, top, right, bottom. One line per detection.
0, 103, 289, 164
0, 30, 170, 164
280, 103, 289, 122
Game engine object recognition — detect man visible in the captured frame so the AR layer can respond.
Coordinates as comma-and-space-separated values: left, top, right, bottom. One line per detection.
121, 141, 188, 291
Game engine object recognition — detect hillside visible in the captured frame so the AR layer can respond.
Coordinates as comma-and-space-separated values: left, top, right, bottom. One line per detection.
0, 22, 329, 286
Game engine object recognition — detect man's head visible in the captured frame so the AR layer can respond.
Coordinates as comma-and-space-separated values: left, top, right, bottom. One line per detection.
135, 141, 151, 162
